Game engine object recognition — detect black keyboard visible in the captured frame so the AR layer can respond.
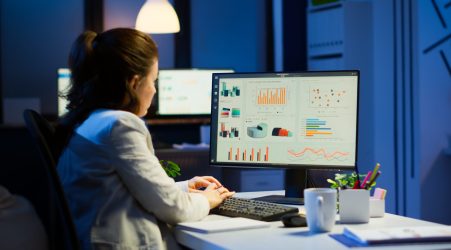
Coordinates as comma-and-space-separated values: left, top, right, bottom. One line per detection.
211, 197, 299, 221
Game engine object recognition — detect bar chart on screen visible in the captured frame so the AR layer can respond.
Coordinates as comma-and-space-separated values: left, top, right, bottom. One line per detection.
225, 146, 270, 162
256, 87, 287, 105
302, 118, 333, 137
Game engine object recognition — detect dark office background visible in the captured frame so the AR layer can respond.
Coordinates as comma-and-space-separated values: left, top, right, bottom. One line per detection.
1, 0, 450, 225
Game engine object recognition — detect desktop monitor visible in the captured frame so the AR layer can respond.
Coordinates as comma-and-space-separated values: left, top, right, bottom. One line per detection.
57, 68, 71, 117
157, 69, 234, 116
209, 71, 359, 204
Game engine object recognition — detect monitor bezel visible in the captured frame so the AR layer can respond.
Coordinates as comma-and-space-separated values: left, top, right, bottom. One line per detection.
208, 70, 360, 171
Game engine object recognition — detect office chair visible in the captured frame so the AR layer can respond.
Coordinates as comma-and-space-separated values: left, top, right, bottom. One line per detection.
23, 109, 80, 250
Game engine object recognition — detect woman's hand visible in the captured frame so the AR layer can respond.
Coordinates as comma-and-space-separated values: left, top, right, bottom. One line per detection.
188, 176, 223, 193
199, 183, 235, 209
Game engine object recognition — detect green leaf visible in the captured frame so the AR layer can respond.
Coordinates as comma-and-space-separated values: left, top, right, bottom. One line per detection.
159, 160, 181, 178
327, 179, 337, 185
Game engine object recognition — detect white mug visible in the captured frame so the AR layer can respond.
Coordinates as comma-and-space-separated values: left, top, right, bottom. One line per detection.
304, 188, 337, 233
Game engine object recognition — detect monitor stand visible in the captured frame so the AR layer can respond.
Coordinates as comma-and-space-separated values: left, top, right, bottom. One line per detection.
252, 169, 306, 205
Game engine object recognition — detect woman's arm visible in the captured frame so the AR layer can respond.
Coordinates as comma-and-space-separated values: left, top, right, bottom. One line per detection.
108, 113, 210, 225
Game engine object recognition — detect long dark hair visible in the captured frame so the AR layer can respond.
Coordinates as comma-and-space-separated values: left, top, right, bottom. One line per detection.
55, 28, 158, 153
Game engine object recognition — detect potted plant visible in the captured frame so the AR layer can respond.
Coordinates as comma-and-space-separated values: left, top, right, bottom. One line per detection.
327, 172, 376, 190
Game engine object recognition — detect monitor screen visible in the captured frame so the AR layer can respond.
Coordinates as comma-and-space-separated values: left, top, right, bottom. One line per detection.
57, 68, 71, 117
157, 69, 234, 116
209, 71, 359, 203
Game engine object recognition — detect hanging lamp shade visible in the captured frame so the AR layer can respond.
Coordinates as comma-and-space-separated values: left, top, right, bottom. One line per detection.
135, 0, 180, 34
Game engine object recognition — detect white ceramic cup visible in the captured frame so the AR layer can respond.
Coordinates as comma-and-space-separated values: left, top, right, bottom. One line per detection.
339, 189, 370, 223
304, 188, 337, 233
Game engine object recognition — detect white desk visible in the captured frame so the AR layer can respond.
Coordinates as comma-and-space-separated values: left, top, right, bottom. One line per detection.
175, 191, 451, 250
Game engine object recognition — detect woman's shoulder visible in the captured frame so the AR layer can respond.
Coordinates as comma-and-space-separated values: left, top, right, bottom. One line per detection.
77, 109, 146, 139
91, 109, 141, 123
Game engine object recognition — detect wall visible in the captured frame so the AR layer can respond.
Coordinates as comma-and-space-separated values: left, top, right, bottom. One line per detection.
372, 0, 398, 215
1, 0, 83, 116
372, 0, 423, 218
418, 0, 451, 224
373, 0, 451, 224
190, 0, 268, 72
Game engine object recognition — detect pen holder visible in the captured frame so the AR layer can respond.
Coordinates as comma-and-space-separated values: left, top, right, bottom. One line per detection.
369, 198, 385, 218
339, 189, 370, 224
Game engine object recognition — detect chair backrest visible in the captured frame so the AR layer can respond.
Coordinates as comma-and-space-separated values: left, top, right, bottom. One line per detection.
23, 109, 80, 250
23, 109, 58, 167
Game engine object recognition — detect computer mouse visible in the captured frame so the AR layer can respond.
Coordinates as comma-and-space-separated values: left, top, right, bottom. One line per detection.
281, 213, 307, 227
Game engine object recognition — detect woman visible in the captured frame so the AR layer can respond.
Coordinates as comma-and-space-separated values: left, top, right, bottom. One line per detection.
56, 28, 234, 249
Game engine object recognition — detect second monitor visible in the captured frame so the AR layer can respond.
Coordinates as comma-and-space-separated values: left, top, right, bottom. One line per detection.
157, 69, 234, 116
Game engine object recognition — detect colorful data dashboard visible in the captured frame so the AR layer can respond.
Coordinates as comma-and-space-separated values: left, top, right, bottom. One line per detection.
210, 71, 359, 168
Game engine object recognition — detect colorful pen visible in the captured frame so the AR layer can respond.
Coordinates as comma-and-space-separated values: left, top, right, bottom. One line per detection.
368, 163, 380, 184
360, 171, 372, 189
366, 171, 381, 189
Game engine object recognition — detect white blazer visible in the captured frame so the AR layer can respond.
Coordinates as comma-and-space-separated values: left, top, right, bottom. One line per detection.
57, 109, 210, 249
